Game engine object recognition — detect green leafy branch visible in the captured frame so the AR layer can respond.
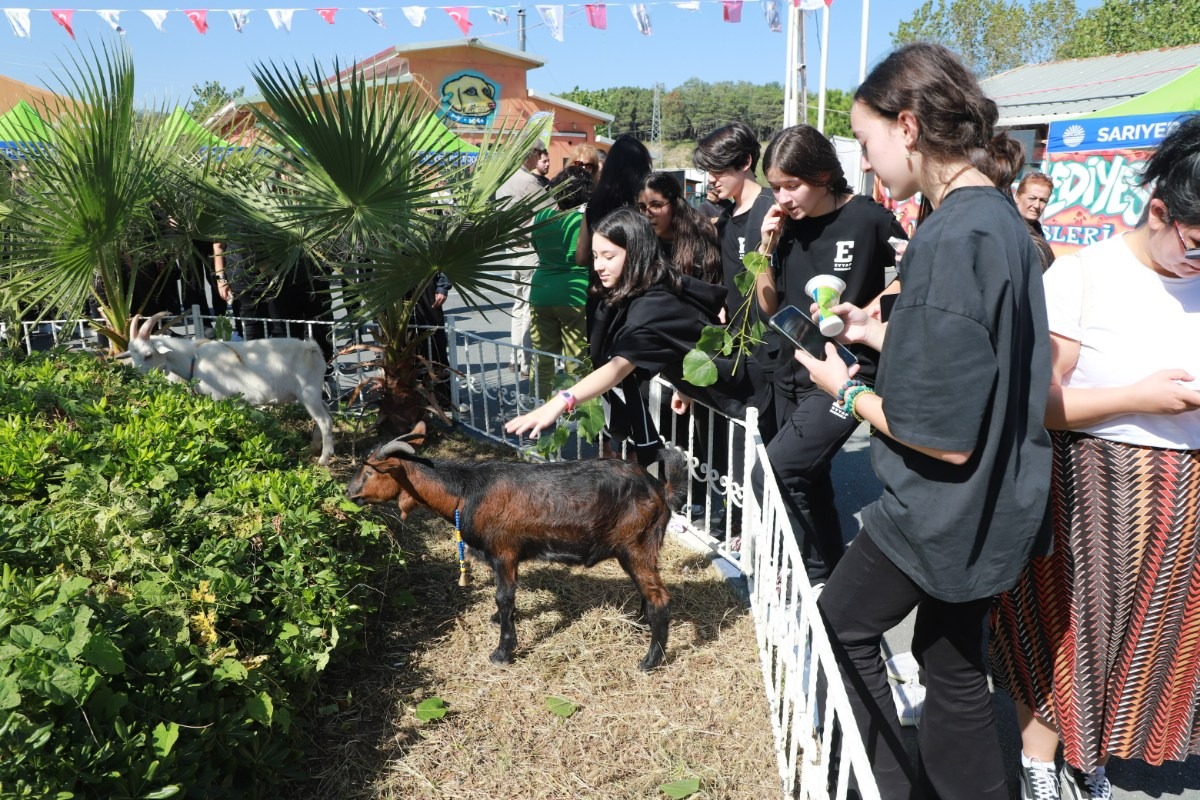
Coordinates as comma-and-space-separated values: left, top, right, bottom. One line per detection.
682, 249, 770, 387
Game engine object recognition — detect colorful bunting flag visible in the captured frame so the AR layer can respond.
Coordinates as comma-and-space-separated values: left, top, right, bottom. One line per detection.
795, 0, 832, 8
444, 6, 470, 35
401, 5, 425, 25
487, 7, 508, 24
142, 8, 168, 30
584, 2, 605, 28
51, 8, 75, 37
763, 0, 780, 31
631, 2, 650, 35
535, 5, 562, 41
721, 0, 740, 23
228, 8, 250, 31
361, 7, 385, 26
266, 8, 294, 31
316, 7, 338, 23
96, 9, 124, 32
184, 8, 208, 33
4, 7, 30, 38
671, 1, 700, 9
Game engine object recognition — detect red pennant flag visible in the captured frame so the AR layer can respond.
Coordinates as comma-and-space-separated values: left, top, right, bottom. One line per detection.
445, 6, 471, 35
51, 8, 76, 38
185, 8, 208, 33
316, 7, 338, 23
584, 3, 605, 28
722, 0, 742, 22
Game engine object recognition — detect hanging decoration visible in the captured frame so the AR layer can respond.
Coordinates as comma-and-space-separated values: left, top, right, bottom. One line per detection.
535, 5, 562, 41
51, 7, 74, 36
315, 6, 337, 23
361, 7, 385, 26
584, 2, 604, 28
486, 6, 506, 24
266, 7, 293, 30
444, 5, 469, 35
762, 0, 779, 31
631, 2, 650, 35
96, 8, 124, 31
5, 7, 30, 37
228, 7, 249, 30
401, 5, 424, 25
184, 7, 207, 32
721, 0, 740, 23
141, 7, 166, 29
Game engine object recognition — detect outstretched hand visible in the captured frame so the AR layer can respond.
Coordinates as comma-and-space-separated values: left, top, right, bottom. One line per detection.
505, 398, 565, 440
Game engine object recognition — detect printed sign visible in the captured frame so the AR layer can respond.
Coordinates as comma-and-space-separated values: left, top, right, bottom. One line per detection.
439, 71, 500, 126
1041, 147, 1152, 256
1047, 112, 1187, 154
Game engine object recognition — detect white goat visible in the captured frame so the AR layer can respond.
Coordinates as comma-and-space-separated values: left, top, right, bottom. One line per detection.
123, 313, 335, 465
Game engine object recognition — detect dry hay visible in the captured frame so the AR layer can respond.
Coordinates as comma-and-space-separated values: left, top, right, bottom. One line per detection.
301, 428, 776, 800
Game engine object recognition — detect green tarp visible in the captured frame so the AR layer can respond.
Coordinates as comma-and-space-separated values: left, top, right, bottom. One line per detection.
412, 112, 478, 162
0, 100, 52, 145
1083, 65, 1200, 118
161, 106, 233, 149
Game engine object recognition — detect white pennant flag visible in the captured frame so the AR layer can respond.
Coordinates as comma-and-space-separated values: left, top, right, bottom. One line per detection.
361, 7, 386, 27
401, 6, 426, 26
672, 1, 700, 9
631, 3, 651, 35
266, 8, 294, 31
763, 0, 780, 31
536, 5, 563, 41
142, 9, 168, 31
228, 9, 250, 32
4, 8, 31, 38
487, 7, 508, 24
96, 9, 124, 32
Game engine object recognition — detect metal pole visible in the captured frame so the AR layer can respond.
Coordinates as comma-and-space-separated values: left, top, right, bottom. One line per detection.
783, 1, 798, 127
799, 10, 808, 127
816, 3, 831, 133
517, 7, 526, 50
859, 0, 870, 83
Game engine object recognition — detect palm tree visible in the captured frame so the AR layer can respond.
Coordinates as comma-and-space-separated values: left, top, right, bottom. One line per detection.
200, 59, 553, 436
0, 44, 210, 350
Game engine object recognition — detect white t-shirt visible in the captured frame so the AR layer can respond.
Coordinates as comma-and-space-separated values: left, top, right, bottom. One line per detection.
1044, 233, 1200, 449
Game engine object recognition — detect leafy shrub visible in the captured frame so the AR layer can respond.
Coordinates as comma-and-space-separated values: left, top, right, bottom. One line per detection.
0, 351, 393, 798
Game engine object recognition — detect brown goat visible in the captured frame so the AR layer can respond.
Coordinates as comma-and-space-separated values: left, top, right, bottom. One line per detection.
345, 424, 687, 671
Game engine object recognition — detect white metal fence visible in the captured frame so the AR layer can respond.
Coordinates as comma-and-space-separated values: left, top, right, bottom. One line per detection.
3, 311, 881, 800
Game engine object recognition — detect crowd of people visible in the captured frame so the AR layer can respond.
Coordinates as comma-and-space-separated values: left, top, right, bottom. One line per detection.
499, 41, 1200, 800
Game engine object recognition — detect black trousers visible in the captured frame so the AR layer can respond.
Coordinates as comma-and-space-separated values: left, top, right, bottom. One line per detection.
756, 389, 860, 582
817, 532, 1008, 800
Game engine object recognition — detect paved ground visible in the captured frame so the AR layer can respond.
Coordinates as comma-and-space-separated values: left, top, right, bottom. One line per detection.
448, 284, 1200, 800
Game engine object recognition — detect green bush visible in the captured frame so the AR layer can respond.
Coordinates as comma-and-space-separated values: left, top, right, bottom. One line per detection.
0, 351, 393, 798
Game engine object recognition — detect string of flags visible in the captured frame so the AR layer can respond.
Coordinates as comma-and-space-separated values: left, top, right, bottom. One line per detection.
4, 0, 831, 40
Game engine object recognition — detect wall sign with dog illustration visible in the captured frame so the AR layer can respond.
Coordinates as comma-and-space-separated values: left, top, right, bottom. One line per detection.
439, 71, 500, 126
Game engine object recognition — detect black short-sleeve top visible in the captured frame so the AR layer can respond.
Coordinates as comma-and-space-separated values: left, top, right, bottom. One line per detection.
861, 186, 1053, 603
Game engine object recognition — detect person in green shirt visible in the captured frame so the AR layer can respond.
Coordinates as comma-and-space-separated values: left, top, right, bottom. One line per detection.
529, 165, 593, 398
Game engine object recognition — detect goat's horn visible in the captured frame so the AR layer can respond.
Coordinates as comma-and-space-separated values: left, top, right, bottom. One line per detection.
373, 439, 416, 459
129, 314, 141, 343
138, 311, 171, 339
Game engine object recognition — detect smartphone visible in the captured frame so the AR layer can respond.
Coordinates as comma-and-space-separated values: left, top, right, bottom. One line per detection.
878, 293, 899, 323
768, 305, 858, 367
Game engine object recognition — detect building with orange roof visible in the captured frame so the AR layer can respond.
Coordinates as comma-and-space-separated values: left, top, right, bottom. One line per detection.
0, 74, 64, 116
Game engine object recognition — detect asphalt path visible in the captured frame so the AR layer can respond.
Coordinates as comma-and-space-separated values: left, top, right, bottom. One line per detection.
445, 284, 1200, 800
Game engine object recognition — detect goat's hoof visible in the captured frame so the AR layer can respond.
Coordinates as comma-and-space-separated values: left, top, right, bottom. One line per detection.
489, 649, 513, 665
637, 654, 664, 672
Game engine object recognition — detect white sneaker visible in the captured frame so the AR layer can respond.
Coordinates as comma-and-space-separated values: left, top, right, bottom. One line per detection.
1019, 758, 1061, 800
890, 680, 925, 727
1061, 766, 1112, 800
885, 651, 921, 682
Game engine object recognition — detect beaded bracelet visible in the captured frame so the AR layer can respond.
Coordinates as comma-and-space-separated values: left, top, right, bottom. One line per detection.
837, 379, 864, 404
842, 383, 870, 411
844, 385, 877, 422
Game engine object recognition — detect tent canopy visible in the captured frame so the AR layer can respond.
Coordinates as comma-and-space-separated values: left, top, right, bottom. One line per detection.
161, 106, 233, 149
0, 99, 52, 145
1081, 65, 1200, 119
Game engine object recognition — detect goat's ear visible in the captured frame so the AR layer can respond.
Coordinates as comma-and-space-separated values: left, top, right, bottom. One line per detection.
153, 341, 173, 355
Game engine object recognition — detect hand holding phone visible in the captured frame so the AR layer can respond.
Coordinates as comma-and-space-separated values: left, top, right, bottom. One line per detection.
768, 305, 858, 368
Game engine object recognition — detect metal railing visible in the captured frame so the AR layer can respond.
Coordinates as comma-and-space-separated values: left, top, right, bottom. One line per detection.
4, 311, 881, 800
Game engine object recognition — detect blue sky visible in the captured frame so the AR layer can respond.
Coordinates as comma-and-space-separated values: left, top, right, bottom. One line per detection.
1, 0, 1098, 108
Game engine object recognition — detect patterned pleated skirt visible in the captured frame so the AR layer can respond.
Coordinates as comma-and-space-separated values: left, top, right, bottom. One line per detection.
990, 430, 1200, 771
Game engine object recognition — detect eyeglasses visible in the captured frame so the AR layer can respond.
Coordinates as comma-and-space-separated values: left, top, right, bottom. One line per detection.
1173, 220, 1200, 260
636, 199, 670, 214
572, 160, 597, 173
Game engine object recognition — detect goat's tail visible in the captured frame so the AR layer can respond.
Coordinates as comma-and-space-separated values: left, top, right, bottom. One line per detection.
657, 447, 688, 510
